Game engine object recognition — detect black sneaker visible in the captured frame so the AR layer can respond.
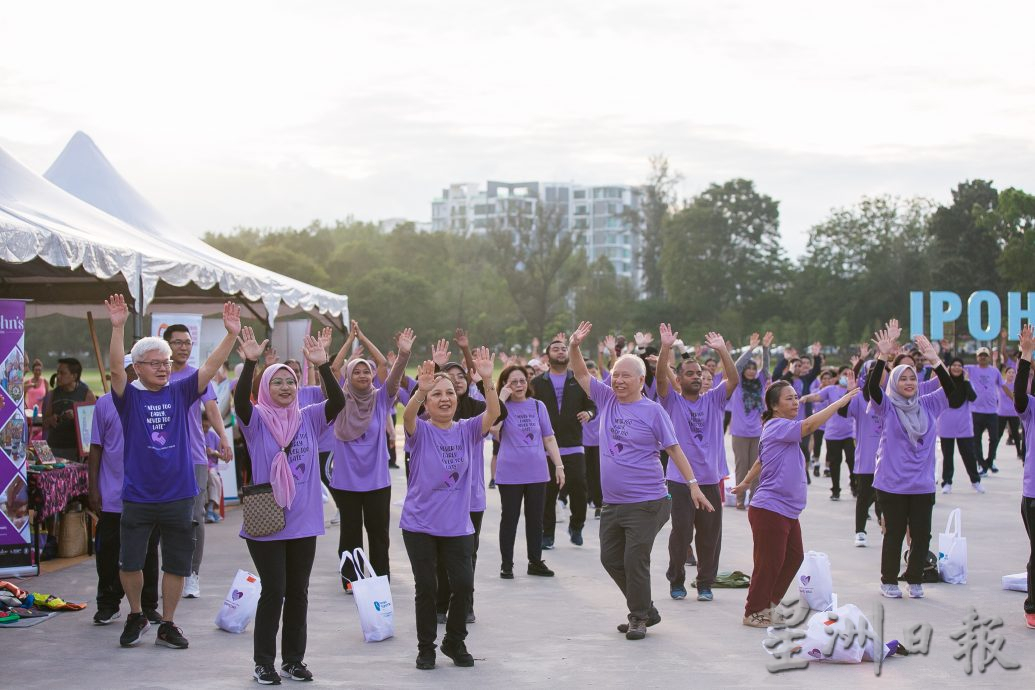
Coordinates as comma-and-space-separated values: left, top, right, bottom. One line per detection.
94, 607, 120, 625
436, 612, 447, 625
989, 463, 999, 473
119, 612, 150, 647
527, 560, 555, 577
440, 638, 475, 667
143, 609, 163, 625
416, 650, 436, 670
280, 661, 313, 682
617, 607, 661, 633
812, 464, 820, 477
594, 506, 601, 519
542, 535, 555, 550
500, 563, 514, 579
465, 609, 476, 624
155, 621, 189, 649
625, 616, 647, 640
569, 527, 583, 546
254, 664, 282, 685
488, 479, 496, 489
830, 494, 840, 501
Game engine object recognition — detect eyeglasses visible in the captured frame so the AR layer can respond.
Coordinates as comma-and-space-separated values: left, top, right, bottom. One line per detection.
168, 339, 193, 347
137, 360, 173, 370
269, 378, 298, 387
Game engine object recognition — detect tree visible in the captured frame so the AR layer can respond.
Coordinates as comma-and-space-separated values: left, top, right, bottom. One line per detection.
574, 256, 637, 336
928, 180, 1003, 297
995, 188, 1035, 292
626, 155, 681, 299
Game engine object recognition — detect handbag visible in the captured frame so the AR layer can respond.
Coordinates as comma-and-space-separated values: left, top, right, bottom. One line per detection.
240, 439, 293, 538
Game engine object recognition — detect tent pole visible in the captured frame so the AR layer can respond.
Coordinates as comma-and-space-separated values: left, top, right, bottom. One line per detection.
133, 275, 144, 341
86, 311, 110, 394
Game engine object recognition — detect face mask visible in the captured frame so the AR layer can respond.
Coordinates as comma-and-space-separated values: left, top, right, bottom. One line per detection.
838, 376, 848, 387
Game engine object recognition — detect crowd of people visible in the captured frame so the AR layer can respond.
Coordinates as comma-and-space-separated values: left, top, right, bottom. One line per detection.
32, 296, 1030, 685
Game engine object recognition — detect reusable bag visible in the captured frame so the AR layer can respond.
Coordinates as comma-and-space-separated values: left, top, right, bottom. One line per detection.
1001, 572, 1027, 592
340, 548, 394, 642
795, 551, 834, 611
215, 569, 261, 633
937, 508, 967, 584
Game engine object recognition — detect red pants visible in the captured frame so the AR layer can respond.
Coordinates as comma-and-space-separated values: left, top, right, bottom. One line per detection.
745, 506, 803, 616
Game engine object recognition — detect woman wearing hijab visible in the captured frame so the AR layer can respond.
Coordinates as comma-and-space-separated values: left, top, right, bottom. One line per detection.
235, 327, 345, 685
936, 357, 984, 494
1011, 325, 1035, 629
329, 329, 414, 591
729, 332, 772, 509
867, 328, 960, 600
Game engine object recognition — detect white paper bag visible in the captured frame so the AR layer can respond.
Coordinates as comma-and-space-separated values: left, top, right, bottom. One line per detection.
791, 603, 892, 664
1002, 572, 1028, 592
215, 569, 261, 633
340, 548, 394, 642
937, 508, 967, 584
795, 551, 834, 611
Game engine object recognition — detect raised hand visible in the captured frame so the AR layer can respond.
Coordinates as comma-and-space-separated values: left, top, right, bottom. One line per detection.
1020, 324, 1035, 356
809, 341, 821, 357
454, 328, 469, 349
885, 318, 902, 343
348, 347, 366, 362
748, 332, 760, 349
569, 321, 593, 347
858, 342, 870, 360
913, 334, 938, 364
872, 329, 895, 356
603, 334, 617, 354
471, 346, 495, 381
397, 328, 416, 355
554, 332, 567, 344
317, 326, 333, 352
634, 331, 653, 348
704, 331, 726, 352
416, 360, 436, 392
431, 339, 450, 367
350, 320, 360, 338
659, 323, 678, 348
302, 334, 328, 366
850, 354, 860, 367
237, 327, 269, 362
844, 369, 857, 391
531, 336, 540, 350
386, 351, 397, 366
784, 346, 799, 361
264, 346, 279, 367
762, 331, 774, 348
104, 294, 130, 328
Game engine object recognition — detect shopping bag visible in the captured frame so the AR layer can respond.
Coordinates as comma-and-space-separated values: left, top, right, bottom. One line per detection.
215, 569, 261, 633
795, 551, 834, 611
1001, 572, 1027, 593
793, 602, 892, 664
937, 508, 967, 584
340, 548, 394, 642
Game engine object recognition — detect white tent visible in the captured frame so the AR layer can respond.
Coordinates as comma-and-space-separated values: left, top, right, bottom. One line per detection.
43, 132, 348, 328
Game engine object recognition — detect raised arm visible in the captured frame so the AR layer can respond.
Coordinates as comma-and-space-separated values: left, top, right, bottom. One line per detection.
914, 334, 960, 407
455, 329, 476, 384
385, 328, 414, 398
234, 326, 268, 426
1016, 325, 1034, 415
352, 321, 388, 383
761, 331, 773, 375
657, 323, 678, 399
706, 331, 739, 398
198, 302, 242, 393
472, 347, 500, 436
404, 361, 436, 436
104, 295, 130, 397
735, 333, 760, 374
567, 321, 594, 395
330, 327, 357, 382
803, 387, 860, 436
302, 333, 345, 423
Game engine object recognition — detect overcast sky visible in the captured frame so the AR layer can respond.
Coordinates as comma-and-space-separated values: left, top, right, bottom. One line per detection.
3, 0, 1034, 256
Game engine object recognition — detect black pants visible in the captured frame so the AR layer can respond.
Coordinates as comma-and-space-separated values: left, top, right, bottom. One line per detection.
876, 490, 934, 585
1022, 497, 1035, 614
330, 486, 392, 582
940, 437, 981, 485
318, 451, 332, 489
972, 412, 999, 467
437, 511, 482, 615
812, 429, 825, 463
95, 512, 160, 611
498, 482, 547, 567
544, 452, 587, 536
246, 536, 317, 667
666, 482, 722, 590
854, 474, 881, 534
404, 530, 475, 653
234, 437, 251, 489
995, 416, 1024, 459
826, 438, 855, 497
585, 446, 603, 509
723, 410, 731, 433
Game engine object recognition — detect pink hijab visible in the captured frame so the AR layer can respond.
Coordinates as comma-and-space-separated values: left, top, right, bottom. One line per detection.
254, 364, 301, 509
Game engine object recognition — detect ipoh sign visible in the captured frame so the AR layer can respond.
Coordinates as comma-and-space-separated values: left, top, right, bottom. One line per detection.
910, 291, 1034, 340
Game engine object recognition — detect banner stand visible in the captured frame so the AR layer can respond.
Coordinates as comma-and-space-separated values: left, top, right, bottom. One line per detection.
0, 300, 34, 577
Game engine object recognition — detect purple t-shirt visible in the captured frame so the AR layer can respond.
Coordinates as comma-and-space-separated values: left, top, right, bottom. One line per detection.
844, 394, 883, 474
810, 380, 827, 430
204, 428, 220, 469
401, 416, 484, 536
872, 390, 948, 495
470, 434, 488, 513
240, 402, 329, 541
792, 379, 807, 421
90, 394, 124, 513
330, 386, 393, 492
966, 365, 1003, 414
495, 399, 554, 485
298, 385, 325, 408
998, 382, 1017, 417
112, 373, 201, 503
936, 396, 973, 438
817, 385, 854, 440
729, 372, 768, 438
750, 418, 807, 520
1016, 395, 1035, 498
169, 365, 217, 466
660, 386, 726, 486
590, 377, 677, 504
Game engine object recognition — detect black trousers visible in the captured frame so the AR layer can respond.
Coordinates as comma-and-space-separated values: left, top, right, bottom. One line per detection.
585, 446, 603, 509
330, 486, 392, 582
940, 437, 981, 485
995, 415, 1024, 459
876, 490, 934, 585
812, 429, 825, 462
1022, 497, 1035, 614
246, 536, 317, 667
95, 511, 159, 611
318, 451, 332, 489
544, 452, 587, 536
854, 474, 881, 534
404, 529, 475, 653
666, 482, 722, 590
437, 511, 482, 614
498, 482, 547, 567
826, 438, 855, 497
972, 412, 999, 467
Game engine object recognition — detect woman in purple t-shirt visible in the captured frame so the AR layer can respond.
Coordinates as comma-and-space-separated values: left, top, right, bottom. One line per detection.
733, 379, 858, 627
729, 332, 772, 509
936, 357, 983, 494
1010, 325, 1035, 629
995, 365, 1024, 460
493, 365, 565, 579
235, 327, 345, 684
402, 351, 499, 671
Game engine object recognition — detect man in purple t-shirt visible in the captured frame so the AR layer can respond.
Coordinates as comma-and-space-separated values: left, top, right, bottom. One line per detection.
568, 321, 715, 641
967, 346, 1005, 473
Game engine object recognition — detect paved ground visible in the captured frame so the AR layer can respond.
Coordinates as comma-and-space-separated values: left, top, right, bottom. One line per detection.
5, 432, 1033, 689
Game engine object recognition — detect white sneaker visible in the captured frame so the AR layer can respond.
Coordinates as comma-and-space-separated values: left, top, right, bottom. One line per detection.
972, 482, 986, 494
182, 573, 200, 599
908, 584, 924, 599
941, 483, 952, 494
880, 583, 902, 599
330, 510, 340, 525
854, 532, 867, 547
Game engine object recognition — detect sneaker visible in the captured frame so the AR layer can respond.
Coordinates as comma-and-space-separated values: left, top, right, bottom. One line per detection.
812, 463, 820, 477
143, 609, 163, 625
436, 612, 447, 625
823, 469, 831, 478
978, 467, 989, 477
465, 609, 476, 624
94, 607, 120, 625
941, 483, 952, 494
205, 510, 217, 524
830, 494, 840, 502
854, 532, 867, 547
254, 664, 282, 685
500, 564, 514, 580
670, 586, 688, 600
541, 535, 555, 550
343, 581, 353, 596
617, 607, 661, 633
415, 650, 436, 670
880, 584, 903, 599
119, 612, 150, 647
440, 638, 475, 667
569, 527, 583, 546
625, 616, 647, 640
182, 573, 200, 599
488, 479, 496, 489
155, 621, 189, 649
972, 482, 986, 494
990, 463, 999, 473
1025, 612, 1035, 629
280, 661, 313, 681
329, 510, 340, 525
908, 584, 924, 599
685, 548, 697, 566
594, 506, 601, 519
527, 560, 555, 577
743, 610, 771, 628
697, 589, 713, 602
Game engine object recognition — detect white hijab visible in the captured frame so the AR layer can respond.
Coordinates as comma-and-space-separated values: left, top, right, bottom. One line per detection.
885, 364, 927, 446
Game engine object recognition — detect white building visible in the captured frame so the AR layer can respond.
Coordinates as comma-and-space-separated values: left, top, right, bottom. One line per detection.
431, 180, 642, 287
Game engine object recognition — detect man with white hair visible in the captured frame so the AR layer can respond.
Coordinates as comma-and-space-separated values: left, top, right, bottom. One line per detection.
104, 295, 241, 650
568, 321, 715, 640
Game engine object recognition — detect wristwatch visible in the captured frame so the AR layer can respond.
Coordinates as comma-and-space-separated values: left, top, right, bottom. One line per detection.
688, 478, 699, 485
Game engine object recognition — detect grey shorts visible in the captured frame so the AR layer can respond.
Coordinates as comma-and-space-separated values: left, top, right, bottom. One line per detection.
120, 498, 195, 576
193, 464, 209, 523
